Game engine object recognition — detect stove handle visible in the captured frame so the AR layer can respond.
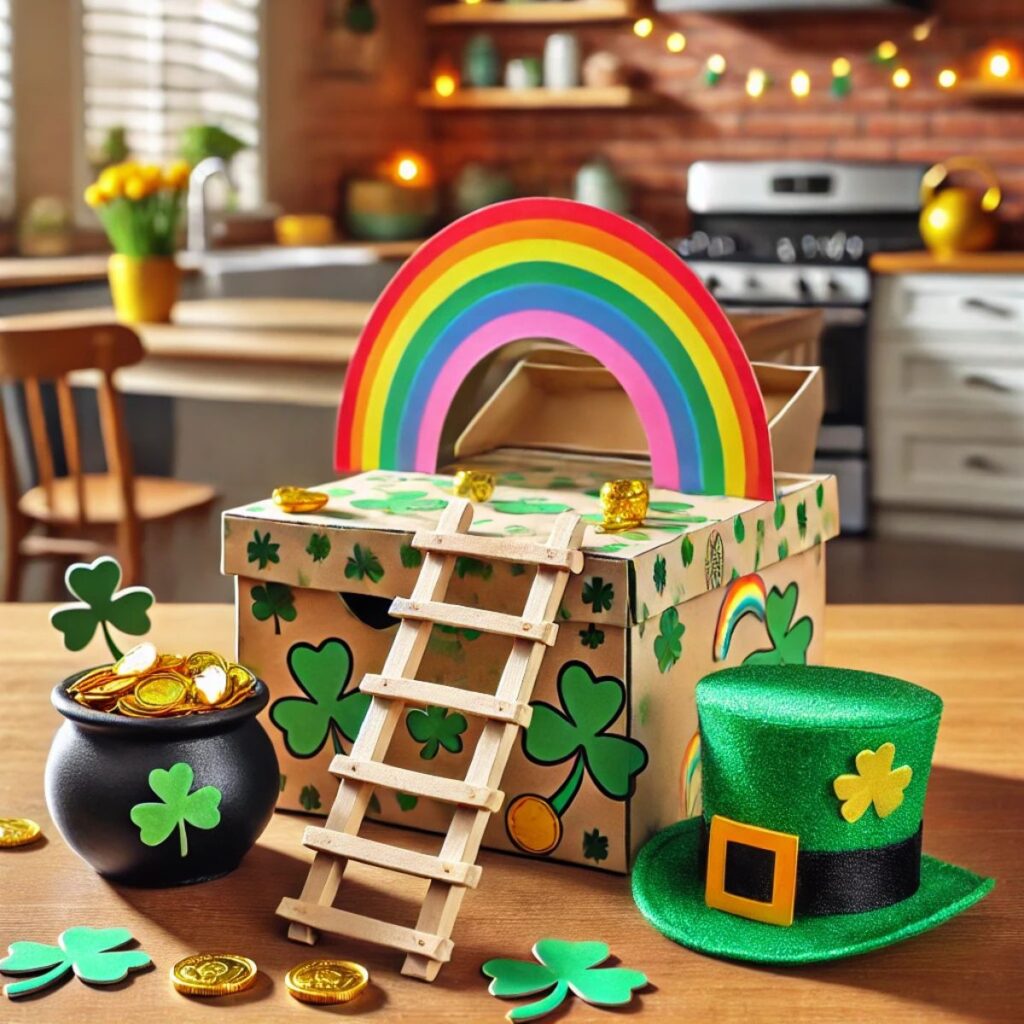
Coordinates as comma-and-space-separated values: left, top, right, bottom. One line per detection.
963, 297, 1015, 319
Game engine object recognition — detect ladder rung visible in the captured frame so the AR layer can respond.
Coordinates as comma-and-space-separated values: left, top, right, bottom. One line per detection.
330, 756, 504, 812
389, 598, 558, 646
361, 674, 533, 727
412, 530, 584, 574
303, 827, 482, 888
278, 897, 453, 963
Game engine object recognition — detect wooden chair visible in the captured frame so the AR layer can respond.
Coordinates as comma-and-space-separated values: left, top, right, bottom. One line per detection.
0, 323, 216, 599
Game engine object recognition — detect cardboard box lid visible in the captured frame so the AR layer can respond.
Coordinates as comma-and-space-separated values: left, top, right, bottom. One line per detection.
454, 349, 824, 475
222, 460, 839, 628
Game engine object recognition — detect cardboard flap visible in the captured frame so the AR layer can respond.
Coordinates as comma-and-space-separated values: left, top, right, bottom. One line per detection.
455, 349, 824, 474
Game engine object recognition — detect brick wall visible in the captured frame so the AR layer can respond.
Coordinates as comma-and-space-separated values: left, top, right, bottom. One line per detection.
427, 0, 1024, 242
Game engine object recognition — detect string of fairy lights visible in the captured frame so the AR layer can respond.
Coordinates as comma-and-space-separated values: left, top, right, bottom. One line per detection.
629, 13, 1021, 100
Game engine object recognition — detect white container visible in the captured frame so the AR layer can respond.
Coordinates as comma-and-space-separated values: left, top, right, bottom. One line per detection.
543, 32, 581, 90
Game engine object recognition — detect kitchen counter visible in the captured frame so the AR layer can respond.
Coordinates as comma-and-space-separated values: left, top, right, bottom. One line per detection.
0, 299, 823, 407
871, 250, 1024, 274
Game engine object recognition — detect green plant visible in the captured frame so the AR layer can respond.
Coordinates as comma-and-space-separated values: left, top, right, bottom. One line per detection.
129, 763, 222, 858
49, 556, 153, 660
270, 639, 370, 758
406, 705, 467, 759
345, 544, 384, 583
180, 124, 246, 167
306, 533, 331, 563
743, 583, 813, 666
654, 607, 685, 673
483, 939, 646, 1021
0, 927, 151, 998
250, 582, 297, 634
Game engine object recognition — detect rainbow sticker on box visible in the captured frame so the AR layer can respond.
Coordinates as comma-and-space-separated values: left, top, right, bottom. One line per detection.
223, 197, 840, 872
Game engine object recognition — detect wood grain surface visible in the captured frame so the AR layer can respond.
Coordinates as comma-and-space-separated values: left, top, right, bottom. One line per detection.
870, 250, 1024, 275
1, 603, 1020, 1022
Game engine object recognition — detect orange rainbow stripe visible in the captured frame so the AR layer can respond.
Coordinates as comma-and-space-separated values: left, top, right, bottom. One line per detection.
713, 573, 768, 661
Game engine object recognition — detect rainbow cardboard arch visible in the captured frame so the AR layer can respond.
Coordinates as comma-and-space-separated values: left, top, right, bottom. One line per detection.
335, 197, 775, 500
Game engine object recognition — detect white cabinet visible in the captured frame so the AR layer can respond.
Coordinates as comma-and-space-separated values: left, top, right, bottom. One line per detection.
870, 272, 1024, 542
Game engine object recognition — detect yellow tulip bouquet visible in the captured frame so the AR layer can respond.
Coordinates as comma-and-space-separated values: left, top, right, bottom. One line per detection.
84, 160, 191, 257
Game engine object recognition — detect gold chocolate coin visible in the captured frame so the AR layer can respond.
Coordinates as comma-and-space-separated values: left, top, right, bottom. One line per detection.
285, 959, 369, 1005
272, 486, 329, 514
0, 817, 42, 848
453, 469, 496, 503
171, 953, 258, 997
115, 641, 159, 676
134, 672, 189, 711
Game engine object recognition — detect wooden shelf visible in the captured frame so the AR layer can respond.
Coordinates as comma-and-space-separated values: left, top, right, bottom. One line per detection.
426, 1, 638, 25
417, 86, 649, 109
961, 79, 1024, 102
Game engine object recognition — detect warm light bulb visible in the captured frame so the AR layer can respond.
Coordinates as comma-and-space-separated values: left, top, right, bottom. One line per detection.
462, 0, 483, 5
633, 17, 653, 39
666, 32, 686, 54
396, 158, 420, 183
938, 68, 958, 89
989, 52, 1012, 78
746, 68, 767, 99
791, 69, 811, 98
707, 54, 727, 75
433, 73, 457, 98
892, 67, 911, 89
877, 40, 898, 62
912, 18, 935, 43
832, 57, 852, 78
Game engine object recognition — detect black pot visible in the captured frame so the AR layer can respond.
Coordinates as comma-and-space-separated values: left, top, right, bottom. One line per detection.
45, 672, 279, 887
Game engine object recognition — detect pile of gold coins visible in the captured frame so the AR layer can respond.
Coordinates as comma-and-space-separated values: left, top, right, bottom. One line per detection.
69, 642, 256, 718
600, 478, 650, 531
170, 953, 369, 1005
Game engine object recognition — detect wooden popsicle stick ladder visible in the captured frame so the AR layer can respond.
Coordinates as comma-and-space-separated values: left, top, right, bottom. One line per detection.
277, 497, 584, 981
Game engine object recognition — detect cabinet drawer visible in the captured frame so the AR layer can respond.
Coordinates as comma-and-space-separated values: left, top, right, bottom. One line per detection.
874, 274, 1024, 336
874, 418, 1024, 513
873, 341, 1024, 414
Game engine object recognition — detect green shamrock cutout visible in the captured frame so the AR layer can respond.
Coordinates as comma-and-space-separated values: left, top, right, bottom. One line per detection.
581, 577, 614, 613
490, 498, 572, 515
49, 556, 154, 660
400, 543, 423, 568
454, 556, 493, 580
345, 544, 384, 583
130, 763, 222, 858
681, 535, 695, 567
251, 582, 297, 634
407, 705, 468, 759
582, 828, 608, 863
508, 662, 647, 855
351, 490, 448, 514
247, 530, 280, 569
299, 784, 321, 811
483, 939, 647, 1021
306, 533, 331, 563
653, 555, 667, 595
654, 607, 685, 673
744, 583, 813, 666
270, 639, 370, 758
578, 624, 604, 650
0, 926, 152, 999
797, 500, 808, 539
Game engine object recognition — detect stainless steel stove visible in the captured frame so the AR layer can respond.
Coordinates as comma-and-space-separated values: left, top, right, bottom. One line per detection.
676, 160, 925, 532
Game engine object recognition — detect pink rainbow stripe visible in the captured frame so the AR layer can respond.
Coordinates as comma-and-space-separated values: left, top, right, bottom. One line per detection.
415, 310, 679, 483
713, 573, 768, 661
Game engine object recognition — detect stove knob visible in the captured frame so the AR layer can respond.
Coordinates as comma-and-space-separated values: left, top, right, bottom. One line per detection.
777, 237, 797, 263
745, 274, 760, 291
801, 234, 819, 260
705, 275, 721, 295
827, 277, 843, 295
796, 276, 813, 300
846, 235, 865, 261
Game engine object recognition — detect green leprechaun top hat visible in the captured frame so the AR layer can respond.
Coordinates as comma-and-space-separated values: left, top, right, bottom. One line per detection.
631, 665, 993, 964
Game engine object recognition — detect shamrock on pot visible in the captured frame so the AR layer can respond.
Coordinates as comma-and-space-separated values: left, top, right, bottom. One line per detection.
506, 661, 648, 857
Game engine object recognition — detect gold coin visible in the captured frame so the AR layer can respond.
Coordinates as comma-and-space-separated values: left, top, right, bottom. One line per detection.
0, 818, 42, 848
171, 953, 258, 997
115, 641, 159, 676
285, 959, 369, 1005
185, 651, 228, 677
135, 672, 189, 711
272, 486, 329, 514
227, 663, 255, 689
453, 469, 495, 503
599, 478, 649, 532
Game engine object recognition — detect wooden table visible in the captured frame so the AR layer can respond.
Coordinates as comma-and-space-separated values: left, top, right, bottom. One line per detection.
0, 300, 823, 408
1, 604, 1019, 1022
870, 250, 1024, 274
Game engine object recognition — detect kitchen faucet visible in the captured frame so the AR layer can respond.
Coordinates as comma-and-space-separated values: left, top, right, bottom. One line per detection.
186, 157, 232, 253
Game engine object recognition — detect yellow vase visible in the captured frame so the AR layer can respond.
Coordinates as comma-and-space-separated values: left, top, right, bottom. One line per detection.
107, 254, 180, 324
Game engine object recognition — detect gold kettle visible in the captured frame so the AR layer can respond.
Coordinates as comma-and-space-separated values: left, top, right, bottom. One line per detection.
920, 157, 1002, 257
